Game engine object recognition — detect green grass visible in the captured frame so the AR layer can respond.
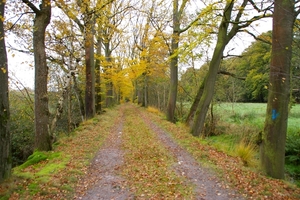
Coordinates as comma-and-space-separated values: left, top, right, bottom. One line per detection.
214, 103, 300, 135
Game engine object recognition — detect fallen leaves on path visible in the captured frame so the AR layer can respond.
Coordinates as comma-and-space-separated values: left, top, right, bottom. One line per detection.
120, 105, 194, 199
144, 105, 300, 200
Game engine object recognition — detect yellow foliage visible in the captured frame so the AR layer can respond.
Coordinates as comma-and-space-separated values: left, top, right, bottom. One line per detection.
146, 106, 163, 116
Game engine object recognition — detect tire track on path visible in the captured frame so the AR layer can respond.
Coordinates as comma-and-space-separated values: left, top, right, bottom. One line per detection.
134, 104, 243, 200
74, 106, 134, 200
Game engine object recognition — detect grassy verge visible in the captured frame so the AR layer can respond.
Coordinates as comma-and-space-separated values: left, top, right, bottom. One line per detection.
0, 107, 120, 200
214, 103, 300, 186
179, 102, 300, 186
142, 105, 300, 199
120, 105, 194, 199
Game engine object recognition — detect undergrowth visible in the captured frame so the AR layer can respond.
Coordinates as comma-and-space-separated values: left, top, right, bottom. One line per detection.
0, 107, 120, 199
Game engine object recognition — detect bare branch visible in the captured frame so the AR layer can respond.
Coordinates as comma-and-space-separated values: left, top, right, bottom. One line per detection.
21, 0, 40, 14
242, 29, 272, 45
6, 12, 34, 31
218, 70, 246, 80
7, 43, 33, 55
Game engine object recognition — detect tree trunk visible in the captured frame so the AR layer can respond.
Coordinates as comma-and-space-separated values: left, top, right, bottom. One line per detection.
185, 75, 206, 127
191, 43, 227, 136
23, 0, 52, 151
95, 36, 102, 113
167, 0, 180, 123
68, 82, 72, 133
260, 0, 295, 179
143, 74, 148, 107
85, 17, 95, 119
49, 70, 73, 136
0, 1, 11, 182
191, 0, 236, 136
104, 42, 114, 108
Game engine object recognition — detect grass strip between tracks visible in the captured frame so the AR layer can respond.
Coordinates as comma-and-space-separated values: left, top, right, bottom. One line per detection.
120, 105, 194, 199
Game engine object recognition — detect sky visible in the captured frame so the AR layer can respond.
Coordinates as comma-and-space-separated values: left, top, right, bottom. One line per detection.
8, 50, 34, 89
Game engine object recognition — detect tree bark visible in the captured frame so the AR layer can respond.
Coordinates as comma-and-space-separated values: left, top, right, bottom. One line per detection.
104, 42, 114, 107
22, 0, 52, 151
85, 17, 95, 119
95, 35, 102, 113
143, 74, 148, 107
0, 1, 11, 182
167, 0, 180, 122
185, 75, 206, 127
260, 0, 296, 179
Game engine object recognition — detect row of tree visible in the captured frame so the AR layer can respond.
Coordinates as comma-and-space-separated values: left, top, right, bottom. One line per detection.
0, 0, 299, 183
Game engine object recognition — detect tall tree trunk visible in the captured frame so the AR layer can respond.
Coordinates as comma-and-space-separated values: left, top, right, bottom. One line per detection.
167, 0, 180, 122
260, 0, 296, 179
95, 36, 102, 113
23, 0, 52, 151
191, 0, 249, 136
0, 1, 11, 182
68, 83, 72, 133
191, 42, 227, 136
185, 75, 206, 127
138, 86, 143, 105
104, 42, 114, 107
143, 74, 148, 107
85, 17, 95, 119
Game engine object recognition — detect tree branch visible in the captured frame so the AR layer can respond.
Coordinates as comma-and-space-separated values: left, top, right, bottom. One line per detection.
242, 29, 272, 45
22, 0, 40, 14
218, 70, 246, 80
55, 1, 84, 32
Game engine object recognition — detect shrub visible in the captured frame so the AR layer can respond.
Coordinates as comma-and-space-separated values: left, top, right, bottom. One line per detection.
147, 106, 163, 116
10, 90, 35, 166
236, 140, 257, 167
285, 132, 300, 183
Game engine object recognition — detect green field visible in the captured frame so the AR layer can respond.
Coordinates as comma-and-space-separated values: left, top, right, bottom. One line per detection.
214, 103, 300, 135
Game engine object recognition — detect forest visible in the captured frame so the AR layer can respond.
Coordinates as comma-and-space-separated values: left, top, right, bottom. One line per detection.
1, 0, 300, 197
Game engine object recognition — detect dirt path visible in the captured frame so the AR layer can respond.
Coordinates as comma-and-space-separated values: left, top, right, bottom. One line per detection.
137, 107, 242, 200
74, 106, 134, 199
74, 104, 243, 199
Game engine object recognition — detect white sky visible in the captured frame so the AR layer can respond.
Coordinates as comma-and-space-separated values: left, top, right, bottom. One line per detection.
8, 51, 34, 89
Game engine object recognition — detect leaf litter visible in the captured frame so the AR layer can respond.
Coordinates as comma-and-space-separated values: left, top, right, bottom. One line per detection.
2, 103, 300, 199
